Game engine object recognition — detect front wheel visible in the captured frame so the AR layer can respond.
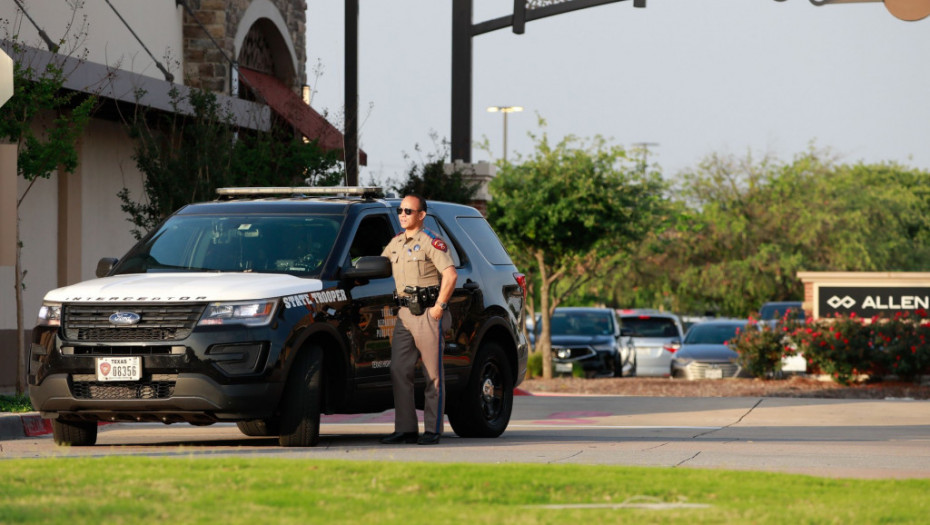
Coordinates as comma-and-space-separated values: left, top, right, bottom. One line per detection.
277, 346, 323, 447
52, 418, 97, 446
237, 418, 280, 437
448, 341, 514, 438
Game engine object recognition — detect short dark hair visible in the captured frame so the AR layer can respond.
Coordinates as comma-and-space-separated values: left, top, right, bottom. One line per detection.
406, 194, 427, 213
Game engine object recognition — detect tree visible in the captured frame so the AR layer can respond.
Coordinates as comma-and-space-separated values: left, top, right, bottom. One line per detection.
0, 35, 96, 393
487, 127, 667, 378
390, 136, 480, 204
613, 148, 930, 318
120, 88, 343, 239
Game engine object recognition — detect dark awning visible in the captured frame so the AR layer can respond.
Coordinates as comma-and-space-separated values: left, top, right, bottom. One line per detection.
238, 67, 366, 166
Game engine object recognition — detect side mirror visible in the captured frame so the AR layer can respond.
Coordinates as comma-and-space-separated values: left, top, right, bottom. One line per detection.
96, 257, 118, 278
343, 256, 392, 281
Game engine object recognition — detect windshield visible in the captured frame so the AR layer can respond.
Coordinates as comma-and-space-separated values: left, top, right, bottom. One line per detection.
621, 316, 679, 338
546, 311, 615, 336
683, 323, 744, 345
112, 214, 342, 276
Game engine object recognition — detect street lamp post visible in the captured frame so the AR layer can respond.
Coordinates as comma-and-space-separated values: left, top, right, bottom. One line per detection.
487, 105, 523, 162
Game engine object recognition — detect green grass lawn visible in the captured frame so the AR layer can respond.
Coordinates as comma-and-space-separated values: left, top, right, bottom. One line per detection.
1, 457, 927, 524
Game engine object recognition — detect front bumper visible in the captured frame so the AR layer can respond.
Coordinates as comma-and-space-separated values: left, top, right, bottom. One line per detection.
28, 324, 287, 423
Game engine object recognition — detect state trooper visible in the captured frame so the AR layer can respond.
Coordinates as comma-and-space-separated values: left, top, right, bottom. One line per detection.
380, 194, 457, 445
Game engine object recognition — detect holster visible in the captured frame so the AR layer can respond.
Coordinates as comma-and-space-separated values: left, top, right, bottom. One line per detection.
399, 285, 440, 316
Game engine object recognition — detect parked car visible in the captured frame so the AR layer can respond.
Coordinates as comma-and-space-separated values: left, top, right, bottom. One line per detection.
538, 307, 635, 377
759, 301, 807, 374
29, 187, 528, 446
759, 301, 805, 323
671, 319, 748, 379
617, 309, 684, 377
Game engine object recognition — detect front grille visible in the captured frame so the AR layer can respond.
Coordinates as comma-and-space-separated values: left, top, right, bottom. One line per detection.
71, 373, 177, 400
70, 346, 181, 356
63, 304, 205, 342
684, 362, 741, 379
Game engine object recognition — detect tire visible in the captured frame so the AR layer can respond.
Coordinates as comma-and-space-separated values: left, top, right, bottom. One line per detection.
448, 341, 514, 438
52, 418, 97, 446
237, 418, 280, 437
277, 346, 323, 447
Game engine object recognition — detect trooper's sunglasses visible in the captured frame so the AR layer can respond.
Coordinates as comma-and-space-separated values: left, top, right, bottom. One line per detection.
396, 207, 420, 216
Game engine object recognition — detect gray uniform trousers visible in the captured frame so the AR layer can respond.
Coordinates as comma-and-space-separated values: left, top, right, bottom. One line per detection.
391, 307, 450, 435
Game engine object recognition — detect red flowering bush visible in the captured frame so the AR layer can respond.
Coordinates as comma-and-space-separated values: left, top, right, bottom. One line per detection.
730, 314, 803, 379
792, 314, 878, 385
871, 311, 930, 382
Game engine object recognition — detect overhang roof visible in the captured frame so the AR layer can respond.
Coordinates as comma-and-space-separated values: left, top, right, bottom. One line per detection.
238, 67, 366, 165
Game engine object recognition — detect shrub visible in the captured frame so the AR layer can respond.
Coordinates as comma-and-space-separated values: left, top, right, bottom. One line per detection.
730, 313, 805, 379
793, 314, 878, 385
730, 319, 786, 378
526, 351, 543, 379
870, 311, 930, 382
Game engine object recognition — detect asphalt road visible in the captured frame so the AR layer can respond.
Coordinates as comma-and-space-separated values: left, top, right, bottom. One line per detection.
3, 395, 930, 479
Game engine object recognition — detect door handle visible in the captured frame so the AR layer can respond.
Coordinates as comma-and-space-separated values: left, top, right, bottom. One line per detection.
463, 281, 480, 291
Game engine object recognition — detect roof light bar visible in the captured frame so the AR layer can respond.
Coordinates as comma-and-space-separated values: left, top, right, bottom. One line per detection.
216, 186, 383, 198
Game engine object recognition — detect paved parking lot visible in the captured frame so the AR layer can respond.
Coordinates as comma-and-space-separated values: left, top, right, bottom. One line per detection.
3, 395, 930, 479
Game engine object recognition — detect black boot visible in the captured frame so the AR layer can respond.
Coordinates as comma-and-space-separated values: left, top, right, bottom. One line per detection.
417, 432, 440, 445
380, 431, 418, 444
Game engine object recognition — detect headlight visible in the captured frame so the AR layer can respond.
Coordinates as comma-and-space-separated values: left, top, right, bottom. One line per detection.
199, 300, 277, 326
37, 303, 62, 326
555, 348, 572, 360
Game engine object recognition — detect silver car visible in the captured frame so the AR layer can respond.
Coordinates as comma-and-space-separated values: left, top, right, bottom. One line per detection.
671, 319, 748, 380
618, 310, 684, 377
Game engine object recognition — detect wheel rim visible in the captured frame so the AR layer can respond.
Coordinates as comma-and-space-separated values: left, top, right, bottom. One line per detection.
479, 359, 504, 421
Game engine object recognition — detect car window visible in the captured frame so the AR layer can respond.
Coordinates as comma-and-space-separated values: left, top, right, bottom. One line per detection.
549, 311, 615, 336
347, 213, 396, 264
760, 303, 805, 321
683, 323, 744, 345
621, 316, 679, 338
423, 215, 462, 267
456, 216, 513, 265
114, 214, 342, 276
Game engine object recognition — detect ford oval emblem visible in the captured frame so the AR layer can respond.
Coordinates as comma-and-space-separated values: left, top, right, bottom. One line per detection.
109, 312, 141, 326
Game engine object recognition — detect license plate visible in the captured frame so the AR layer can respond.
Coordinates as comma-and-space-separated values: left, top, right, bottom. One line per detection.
554, 362, 573, 373
705, 367, 723, 379
95, 356, 142, 382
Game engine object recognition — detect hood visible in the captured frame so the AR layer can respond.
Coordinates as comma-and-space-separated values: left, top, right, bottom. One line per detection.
676, 344, 739, 361
43, 273, 325, 303
550, 334, 614, 347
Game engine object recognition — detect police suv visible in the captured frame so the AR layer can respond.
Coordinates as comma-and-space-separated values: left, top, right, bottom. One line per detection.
29, 187, 528, 446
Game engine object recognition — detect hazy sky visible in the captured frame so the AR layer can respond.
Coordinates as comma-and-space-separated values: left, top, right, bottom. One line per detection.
305, 1, 929, 184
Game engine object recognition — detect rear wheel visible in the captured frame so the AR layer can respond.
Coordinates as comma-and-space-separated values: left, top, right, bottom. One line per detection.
448, 341, 514, 438
277, 346, 323, 447
52, 418, 97, 446
237, 418, 280, 437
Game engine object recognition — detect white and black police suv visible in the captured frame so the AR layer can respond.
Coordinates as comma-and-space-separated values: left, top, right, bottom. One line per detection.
29, 187, 528, 446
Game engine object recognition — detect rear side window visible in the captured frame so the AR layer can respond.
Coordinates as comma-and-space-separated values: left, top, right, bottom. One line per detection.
621, 317, 680, 338
457, 217, 513, 265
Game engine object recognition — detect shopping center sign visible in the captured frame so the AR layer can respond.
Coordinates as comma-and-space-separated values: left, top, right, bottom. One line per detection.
819, 286, 930, 317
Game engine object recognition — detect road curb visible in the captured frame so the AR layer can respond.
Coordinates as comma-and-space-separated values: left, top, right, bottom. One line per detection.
0, 412, 51, 440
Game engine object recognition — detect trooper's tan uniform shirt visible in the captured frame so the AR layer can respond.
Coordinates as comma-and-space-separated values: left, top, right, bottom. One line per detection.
381, 228, 454, 435
383, 229, 454, 295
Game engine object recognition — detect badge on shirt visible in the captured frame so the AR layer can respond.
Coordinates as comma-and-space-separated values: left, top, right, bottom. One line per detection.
432, 238, 447, 252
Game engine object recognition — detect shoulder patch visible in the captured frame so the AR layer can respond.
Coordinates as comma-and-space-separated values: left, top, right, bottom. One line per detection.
432, 237, 448, 252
